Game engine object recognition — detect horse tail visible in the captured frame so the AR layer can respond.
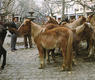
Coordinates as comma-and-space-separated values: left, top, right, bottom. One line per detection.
66, 29, 73, 70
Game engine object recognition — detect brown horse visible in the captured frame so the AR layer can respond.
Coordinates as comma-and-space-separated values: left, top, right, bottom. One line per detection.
18, 19, 74, 71
87, 14, 95, 56
42, 17, 60, 63
18, 20, 32, 48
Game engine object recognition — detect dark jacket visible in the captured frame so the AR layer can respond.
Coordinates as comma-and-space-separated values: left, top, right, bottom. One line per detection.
11, 21, 18, 29
9, 21, 17, 34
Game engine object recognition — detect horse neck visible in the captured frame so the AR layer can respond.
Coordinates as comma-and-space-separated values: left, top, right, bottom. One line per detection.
69, 18, 83, 28
76, 24, 85, 34
31, 21, 43, 38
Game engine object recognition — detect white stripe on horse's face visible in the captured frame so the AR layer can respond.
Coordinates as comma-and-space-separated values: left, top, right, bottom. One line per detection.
18, 19, 30, 30
86, 22, 93, 28
18, 22, 24, 30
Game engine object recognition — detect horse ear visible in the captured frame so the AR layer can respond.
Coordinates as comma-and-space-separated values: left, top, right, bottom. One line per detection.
71, 29, 76, 33
82, 16, 86, 22
89, 14, 94, 18
26, 18, 35, 21
46, 16, 51, 20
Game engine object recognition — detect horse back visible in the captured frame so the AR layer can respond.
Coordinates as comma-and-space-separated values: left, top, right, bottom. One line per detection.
35, 27, 70, 49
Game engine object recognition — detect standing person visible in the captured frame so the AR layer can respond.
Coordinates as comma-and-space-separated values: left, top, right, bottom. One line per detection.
10, 17, 18, 52
58, 18, 61, 24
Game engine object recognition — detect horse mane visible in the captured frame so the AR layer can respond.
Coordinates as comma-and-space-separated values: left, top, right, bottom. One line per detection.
30, 21, 44, 38
88, 14, 94, 19
31, 21, 41, 29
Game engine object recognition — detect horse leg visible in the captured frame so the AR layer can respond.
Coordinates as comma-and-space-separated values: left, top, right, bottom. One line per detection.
0, 51, 2, 62
28, 34, 32, 48
86, 39, 89, 50
61, 47, 67, 71
24, 35, 28, 48
46, 50, 50, 64
37, 45, 45, 69
1, 46, 6, 69
51, 49, 57, 63
87, 39, 94, 58
73, 42, 80, 56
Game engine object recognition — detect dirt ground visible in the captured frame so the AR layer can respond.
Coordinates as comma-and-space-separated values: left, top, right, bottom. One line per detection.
0, 35, 95, 80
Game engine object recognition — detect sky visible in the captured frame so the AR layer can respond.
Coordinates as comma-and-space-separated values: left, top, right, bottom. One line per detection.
34, 0, 44, 7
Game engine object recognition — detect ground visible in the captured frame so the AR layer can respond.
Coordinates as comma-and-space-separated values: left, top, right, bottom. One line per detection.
0, 35, 95, 80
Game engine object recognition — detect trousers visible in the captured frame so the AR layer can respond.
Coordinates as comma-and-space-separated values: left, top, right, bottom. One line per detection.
11, 33, 17, 50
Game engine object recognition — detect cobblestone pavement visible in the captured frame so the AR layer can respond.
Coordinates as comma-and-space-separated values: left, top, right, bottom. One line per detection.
0, 36, 95, 80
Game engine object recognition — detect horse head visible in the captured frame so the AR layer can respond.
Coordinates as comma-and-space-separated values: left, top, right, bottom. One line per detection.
87, 14, 94, 22
87, 14, 95, 27
80, 16, 86, 24
18, 19, 31, 35
45, 16, 58, 24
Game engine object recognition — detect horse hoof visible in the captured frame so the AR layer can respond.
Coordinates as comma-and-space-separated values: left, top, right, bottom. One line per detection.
60, 67, 72, 71
72, 60, 77, 66
38, 65, 44, 69
25, 47, 28, 49
38, 67, 44, 69
1, 66, 4, 70
54, 60, 58, 63
60, 67, 66, 71
83, 56, 91, 60
47, 62, 51, 65
47, 60, 51, 65
30, 46, 33, 48
83, 57, 92, 61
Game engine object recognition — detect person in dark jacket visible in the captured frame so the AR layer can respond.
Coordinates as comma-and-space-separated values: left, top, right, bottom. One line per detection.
10, 17, 18, 51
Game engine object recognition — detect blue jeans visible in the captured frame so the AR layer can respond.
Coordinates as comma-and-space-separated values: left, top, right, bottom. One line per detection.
11, 33, 17, 50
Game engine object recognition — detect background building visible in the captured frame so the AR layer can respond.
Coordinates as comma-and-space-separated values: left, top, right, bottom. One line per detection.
44, 0, 95, 20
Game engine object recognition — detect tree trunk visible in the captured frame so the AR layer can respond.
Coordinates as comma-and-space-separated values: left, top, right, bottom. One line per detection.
62, 0, 65, 20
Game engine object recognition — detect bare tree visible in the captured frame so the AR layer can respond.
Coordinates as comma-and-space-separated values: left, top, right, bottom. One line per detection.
76, 0, 95, 12
42, 0, 62, 17
0, 0, 15, 15
62, 0, 95, 17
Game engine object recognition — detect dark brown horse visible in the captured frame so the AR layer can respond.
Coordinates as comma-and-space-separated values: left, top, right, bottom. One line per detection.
18, 19, 74, 71
0, 22, 7, 70
73, 22, 94, 58
86, 14, 95, 56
